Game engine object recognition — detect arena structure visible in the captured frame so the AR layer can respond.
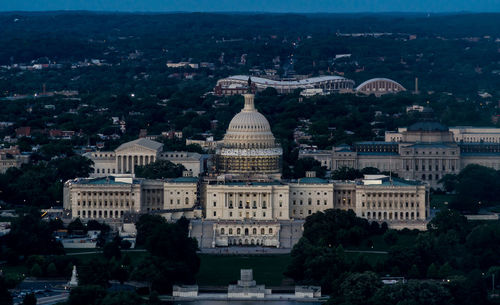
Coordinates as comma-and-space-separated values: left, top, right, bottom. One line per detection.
214, 75, 355, 95
355, 78, 406, 96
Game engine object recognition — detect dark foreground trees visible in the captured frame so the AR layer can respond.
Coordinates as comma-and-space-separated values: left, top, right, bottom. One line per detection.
286, 208, 498, 304
130, 215, 200, 293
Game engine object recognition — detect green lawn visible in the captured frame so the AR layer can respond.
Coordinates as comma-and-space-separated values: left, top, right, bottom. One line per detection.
65, 248, 103, 254
196, 254, 292, 286
72, 250, 148, 265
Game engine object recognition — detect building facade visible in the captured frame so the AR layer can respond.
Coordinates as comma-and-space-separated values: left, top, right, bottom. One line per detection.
65, 93, 431, 248
215, 94, 282, 177
84, 138, 206, 177
63, 174, 201, 226
355, 78, 406, 96
301, 122, 500, 189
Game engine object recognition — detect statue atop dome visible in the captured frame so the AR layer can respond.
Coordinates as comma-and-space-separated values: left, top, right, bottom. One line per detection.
247, 77, 252, 93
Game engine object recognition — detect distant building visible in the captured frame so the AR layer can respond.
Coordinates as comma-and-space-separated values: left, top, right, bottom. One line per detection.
0, 146, 29, 173
166, 62, 199, 69
63, 174, 201, 225
186, 137, 221, 151
355, 78, 406, 96
15, 126, 31, 138
67, 94, 430, 248
300, 88, 328, 97
302, 122, 500, 189
83, 138, 207, 177
215, 75, 354, 96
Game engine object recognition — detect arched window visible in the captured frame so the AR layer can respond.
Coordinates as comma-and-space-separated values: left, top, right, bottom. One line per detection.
221, 228, 225, 234
269, 228, 273, 234
185, 197, 189, 205
261, 228, 265, 234
252, 228, 257, 235
229, 228, 233, 234
237, 228, 241, 234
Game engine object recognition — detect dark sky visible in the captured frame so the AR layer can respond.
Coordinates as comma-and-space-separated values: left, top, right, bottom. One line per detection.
1, 0, 499, 13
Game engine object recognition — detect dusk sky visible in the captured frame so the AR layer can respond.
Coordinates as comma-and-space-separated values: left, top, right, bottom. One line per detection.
0, 0, 499, 13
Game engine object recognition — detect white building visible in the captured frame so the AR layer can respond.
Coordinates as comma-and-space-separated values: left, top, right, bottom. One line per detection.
84, 138, 206, 177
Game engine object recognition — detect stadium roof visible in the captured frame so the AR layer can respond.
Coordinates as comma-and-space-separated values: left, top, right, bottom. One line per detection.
223, 75, 352, 86
355, 78, 405, 91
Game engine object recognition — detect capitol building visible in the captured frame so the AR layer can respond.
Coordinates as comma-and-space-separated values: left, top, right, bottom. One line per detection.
64, 93, 431, 249
215, 94, 282, 177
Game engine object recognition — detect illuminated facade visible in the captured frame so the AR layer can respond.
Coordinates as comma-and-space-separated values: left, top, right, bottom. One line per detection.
216, 94, 282, 177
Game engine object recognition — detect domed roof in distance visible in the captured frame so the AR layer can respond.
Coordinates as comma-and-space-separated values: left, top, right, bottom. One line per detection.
223, 94, 277, 149
407, 121, 449, 132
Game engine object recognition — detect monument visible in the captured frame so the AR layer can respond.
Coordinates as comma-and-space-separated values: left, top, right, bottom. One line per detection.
227, 269, 271, 298
67, 265, 78, 288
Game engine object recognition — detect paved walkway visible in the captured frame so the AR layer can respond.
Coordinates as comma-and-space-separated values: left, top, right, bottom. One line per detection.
198, 247, 388, 255
199, 246, 291, 255
66, 249, 147, 256
36, 293, 69, 305
65, 247, 386, 256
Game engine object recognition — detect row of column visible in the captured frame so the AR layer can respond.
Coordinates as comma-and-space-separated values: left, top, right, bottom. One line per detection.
117, 154, 155, 174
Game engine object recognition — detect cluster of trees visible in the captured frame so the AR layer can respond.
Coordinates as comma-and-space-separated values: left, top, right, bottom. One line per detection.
286, 208, 499, 304
285, 210, 389, 291
59, 216, 199, 305
130, 215, 200, 293
0, 211, 64, 264
0, 148, 93, 207
134, 160, 186, 179
439, 164, 500, 213
329, 271, 453, 305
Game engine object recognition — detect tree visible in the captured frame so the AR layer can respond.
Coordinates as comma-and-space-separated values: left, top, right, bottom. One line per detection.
46, 262, 57, 277
30, 263, 43, 278
22, 293, 37, 305
439, 262, 454, 278
78, 258, 110, 287
339, 272, 382, 305
361, 167, 380, 175
103, 238, 122, 260
408, 264, 420, 278
67, 218, 86, 234
438, 174, 458, 192
449, 165, 500, 213
135, 214, 167, 246
331, 166, 363, 180
427, 263, 439, 279
0, 276, 13, 305
427, 209, 469, 238
100, 291, 146, 305
292, 157, 326, 179
383, 229, 398, 246
372, 281, 451, 305
134, 160, 185, 179
67, 285, 107, 305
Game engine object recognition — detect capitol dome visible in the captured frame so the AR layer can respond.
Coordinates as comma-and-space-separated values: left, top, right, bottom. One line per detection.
224, 94, 276, 149
216, 94, 282, 176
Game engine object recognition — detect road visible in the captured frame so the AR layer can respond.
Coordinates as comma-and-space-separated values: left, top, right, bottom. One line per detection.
36, 293, 69, 305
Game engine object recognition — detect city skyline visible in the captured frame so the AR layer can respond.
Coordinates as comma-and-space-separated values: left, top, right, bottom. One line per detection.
0, 0, 500, 13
